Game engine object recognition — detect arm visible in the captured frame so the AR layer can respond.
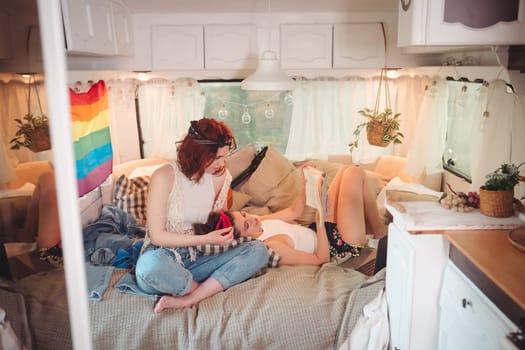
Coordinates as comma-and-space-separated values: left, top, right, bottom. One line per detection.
266, 213, 330, 266
146, 165, 234, 248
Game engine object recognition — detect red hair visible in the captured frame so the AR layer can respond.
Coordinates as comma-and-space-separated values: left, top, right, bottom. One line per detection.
177, 118, 236, 182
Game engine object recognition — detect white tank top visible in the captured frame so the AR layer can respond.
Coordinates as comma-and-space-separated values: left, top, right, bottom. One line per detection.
259, 219, 317, 253
179, 171, 214, 230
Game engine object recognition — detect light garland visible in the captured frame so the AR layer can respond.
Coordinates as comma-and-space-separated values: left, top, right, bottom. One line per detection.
209, 91, 293, 124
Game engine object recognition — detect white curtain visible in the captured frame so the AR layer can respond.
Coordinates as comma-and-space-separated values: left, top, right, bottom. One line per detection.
286, 77, 402, 164
470, 80, 525, 199
137, 79, 205, 159
405, 78, 449, 177
393, 75, 431, 158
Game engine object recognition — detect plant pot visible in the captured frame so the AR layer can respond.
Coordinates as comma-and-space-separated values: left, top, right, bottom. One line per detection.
367, 121, 391, 147
479, 187, 514, 218
30, 126, 51, 152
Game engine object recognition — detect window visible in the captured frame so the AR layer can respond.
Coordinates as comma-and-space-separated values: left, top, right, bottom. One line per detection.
200, 81, 293, 154
443, 79, 486, 180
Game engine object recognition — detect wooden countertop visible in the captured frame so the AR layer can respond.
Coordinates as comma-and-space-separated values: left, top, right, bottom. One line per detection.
445, 229, 525, 326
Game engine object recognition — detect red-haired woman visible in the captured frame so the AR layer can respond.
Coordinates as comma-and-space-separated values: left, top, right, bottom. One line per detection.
135, 118, 268, 312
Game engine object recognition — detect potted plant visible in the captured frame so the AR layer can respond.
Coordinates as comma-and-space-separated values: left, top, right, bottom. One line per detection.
348, 68, 404, 152
348, 107, 404, 151
9, 113, 51, 152
9, 75, 51, 152
479, 162, 524, 217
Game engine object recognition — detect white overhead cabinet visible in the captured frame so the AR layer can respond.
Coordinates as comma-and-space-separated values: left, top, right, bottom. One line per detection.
111, 1, 133, 56
398, 0, 525, 47
204, 24, 257, 70
280, 24, 333, 69
151, 25, 204, 70
61, 0, 133, 55
333, 23, 385, 68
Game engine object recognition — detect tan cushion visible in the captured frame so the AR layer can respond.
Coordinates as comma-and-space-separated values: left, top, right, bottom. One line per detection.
238, 145, 296, 206
225, 144, 257, 180
374, 155, 416, 182
7, 161, 53, 189
230, 191, 252, 211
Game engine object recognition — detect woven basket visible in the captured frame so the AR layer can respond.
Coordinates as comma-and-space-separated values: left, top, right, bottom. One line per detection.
30, 127, 51, 152
479, 187, 514, 218
367, 121, 391, 147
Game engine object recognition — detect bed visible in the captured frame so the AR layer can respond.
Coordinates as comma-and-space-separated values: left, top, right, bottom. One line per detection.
2, 145, 440, 350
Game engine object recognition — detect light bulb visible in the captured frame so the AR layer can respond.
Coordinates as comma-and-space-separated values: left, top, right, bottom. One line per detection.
218, 104, 228, 119
241, 108, 252, 124
264, 104, 275, 119
284, 92, 293, 106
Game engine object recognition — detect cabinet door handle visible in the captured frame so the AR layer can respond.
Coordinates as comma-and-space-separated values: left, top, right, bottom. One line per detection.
462, 298, 472, 308
400, 0, 411, 11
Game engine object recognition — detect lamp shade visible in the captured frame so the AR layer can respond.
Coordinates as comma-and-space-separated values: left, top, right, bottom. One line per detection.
241, 50, 296, 91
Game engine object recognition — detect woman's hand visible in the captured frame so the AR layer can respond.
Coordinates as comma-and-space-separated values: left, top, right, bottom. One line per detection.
205, 227, 235, 246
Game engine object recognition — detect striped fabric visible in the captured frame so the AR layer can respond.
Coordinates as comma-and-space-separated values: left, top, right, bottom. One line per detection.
196, 236, 281, 268
70, 80, 112, 196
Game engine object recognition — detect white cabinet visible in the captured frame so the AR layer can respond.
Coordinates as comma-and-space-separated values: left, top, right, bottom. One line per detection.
386, 221, 448, 350
61, 0, 132, 55
280, 24, 333, 69
110, 1, 133, 56
151, 25, 204, 70
398, 0, 525, 47
438, 262, 517, 350
204, 24, 257, 70
333, 23, 385, 68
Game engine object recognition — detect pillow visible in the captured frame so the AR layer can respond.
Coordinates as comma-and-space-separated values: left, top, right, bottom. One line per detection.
113, 175, 150, 225
129, 164, 164, 179
231, 146, 268, 189
225, 144, 257, 180
230, 191, 252, 211
238, 145, 297, 206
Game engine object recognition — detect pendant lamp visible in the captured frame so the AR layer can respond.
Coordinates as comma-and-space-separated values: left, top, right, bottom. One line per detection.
241, 0, 295, 91
241, 50, 296, 91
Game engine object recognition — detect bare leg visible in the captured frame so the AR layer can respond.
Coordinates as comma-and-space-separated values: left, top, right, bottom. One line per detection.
33, 172, 61, 248
153, 278, 223, 313
328, 166, 386, 243
325, 165, 351, 222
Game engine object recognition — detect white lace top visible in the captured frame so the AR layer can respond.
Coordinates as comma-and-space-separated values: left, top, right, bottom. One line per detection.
141, 161, 232, 262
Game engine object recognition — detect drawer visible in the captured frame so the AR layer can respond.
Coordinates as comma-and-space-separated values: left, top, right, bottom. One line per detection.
438, 262, 517, 350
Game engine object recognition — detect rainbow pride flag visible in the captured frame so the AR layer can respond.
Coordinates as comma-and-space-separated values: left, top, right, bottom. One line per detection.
70, 80, 113, 196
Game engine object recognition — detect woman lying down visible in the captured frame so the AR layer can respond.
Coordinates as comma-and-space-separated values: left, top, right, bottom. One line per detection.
154, 165, 386, 312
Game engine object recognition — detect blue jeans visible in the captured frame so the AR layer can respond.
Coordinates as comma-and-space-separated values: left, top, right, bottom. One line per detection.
135, 240, 268, 296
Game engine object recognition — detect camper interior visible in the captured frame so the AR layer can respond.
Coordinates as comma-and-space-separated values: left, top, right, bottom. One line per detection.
0, 0, 524, 349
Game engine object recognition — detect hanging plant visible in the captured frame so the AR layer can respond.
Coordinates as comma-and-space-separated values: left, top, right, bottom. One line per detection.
9, 76, 51, 152
349, 68, 404, 152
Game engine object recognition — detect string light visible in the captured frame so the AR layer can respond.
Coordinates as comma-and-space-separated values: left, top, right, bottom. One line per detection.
264, 104, 275, 119
218, 103, 228, 119
210, 91, 291, 124
241, 107, 252, 124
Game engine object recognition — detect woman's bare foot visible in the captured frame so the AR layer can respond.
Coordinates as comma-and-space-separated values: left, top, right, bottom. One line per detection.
154, 295, 193, 313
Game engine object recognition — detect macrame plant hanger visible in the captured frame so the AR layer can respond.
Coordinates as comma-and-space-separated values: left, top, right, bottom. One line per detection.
366, 20, 395, 147
27, 76, 51, 152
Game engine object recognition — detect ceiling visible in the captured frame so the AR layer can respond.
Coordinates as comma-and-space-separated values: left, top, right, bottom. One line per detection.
0, 0, 397, 16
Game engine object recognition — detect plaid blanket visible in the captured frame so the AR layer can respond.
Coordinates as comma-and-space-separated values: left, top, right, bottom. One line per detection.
195, 237, 281, 268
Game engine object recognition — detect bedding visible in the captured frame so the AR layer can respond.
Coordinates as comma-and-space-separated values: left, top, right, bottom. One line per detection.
4, 146, 437, 350
12, 263, 385, 350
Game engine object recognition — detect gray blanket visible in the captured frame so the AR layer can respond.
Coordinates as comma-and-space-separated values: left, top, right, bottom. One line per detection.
15, 263, 386, 350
